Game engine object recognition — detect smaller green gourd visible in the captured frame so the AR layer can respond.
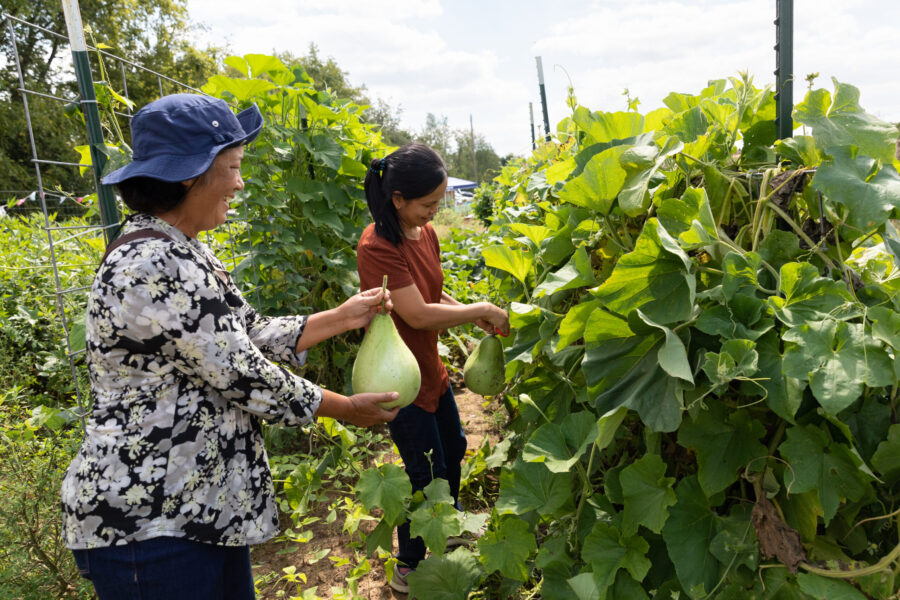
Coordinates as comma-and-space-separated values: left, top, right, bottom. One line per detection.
351, 276, 421, 409
463, 334, 506, 396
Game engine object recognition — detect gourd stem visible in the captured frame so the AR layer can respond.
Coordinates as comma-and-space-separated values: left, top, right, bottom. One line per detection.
381, 274, 388, 312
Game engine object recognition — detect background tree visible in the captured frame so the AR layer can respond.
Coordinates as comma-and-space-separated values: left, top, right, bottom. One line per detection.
418, 113, 453, 163
1, 0, 221, 197
276, 44, 413, 147
448, 130, 501, 184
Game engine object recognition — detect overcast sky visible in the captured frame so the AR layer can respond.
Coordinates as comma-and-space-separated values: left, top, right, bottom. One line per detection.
185, 0, 900, 159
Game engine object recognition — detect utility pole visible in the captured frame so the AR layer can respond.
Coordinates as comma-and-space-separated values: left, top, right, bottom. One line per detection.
529, 102, 536, 149
469, 114, 477, 182
774, 0, 793, 140
62, 0, 121, 243
535, 56, 551, 141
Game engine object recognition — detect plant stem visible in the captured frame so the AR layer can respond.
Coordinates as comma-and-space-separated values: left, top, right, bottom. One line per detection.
766, 201, 841, 273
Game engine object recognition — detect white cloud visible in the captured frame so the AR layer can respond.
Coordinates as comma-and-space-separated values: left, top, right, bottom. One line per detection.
185, 0, 900, 157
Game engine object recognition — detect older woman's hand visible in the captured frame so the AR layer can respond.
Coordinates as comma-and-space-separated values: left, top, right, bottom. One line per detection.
340, 287, 393, 331
345, 392, 401, 426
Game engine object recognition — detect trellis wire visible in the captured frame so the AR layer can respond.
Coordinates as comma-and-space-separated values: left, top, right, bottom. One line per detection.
2, 10, 262, 426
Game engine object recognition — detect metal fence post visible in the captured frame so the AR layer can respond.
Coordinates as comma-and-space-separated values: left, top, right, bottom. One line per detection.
774, 0, 794, 140
535, 56, 551, 142
61, 0, 121, 243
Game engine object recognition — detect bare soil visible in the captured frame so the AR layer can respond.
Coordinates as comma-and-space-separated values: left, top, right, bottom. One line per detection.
252, 385, 502, 599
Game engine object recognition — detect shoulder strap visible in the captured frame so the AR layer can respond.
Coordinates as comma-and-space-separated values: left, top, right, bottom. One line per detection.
100, 229, 172, 264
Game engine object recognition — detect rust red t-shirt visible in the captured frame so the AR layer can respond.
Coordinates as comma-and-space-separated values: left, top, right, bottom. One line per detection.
356, 223, 449, 413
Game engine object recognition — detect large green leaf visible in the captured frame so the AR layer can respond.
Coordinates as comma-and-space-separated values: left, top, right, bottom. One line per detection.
783, 319, 894, 414
581, 522, 651, 597
636, 309, 693, 383
567, 573, 600, 600
509, 223, 553, 248
665, 105, 709, 142
409, 501, 462, 557
556, 299, 601, 352
534, 246, 598, 297
774, 135, 822, 168
811, 145, 900, 237
202, 74, 276, 101
709, 506, 758, 572
497, 459, 572, 516
869, 306, 900, 381
678, 402, 767, 496
583, 310, 683, 432
701, 338, 759, 392
483, 245, 534, 286
618, 137, 684, 216
356, 463, 410, 526
244, 53, 289, 77
557, 146, 627, 215
753, 330, 802, 422
871, 424, 900, 484
476, 516, 537, 581
793, 78, 899, 165
661, 476, 721, 597
769, 262, 861, 327
620, 453, 677, 535
796, 572, 868, 600
573, 108, 645, 144
779, 425, 870, 524
522, 410, 599, 473
593, 219, 695, 325
408, 548, 485, 600
657, 187, 718, 250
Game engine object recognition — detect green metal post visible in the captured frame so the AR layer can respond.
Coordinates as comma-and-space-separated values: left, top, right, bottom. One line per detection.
774, 0, 794, 140
62, 0, 121, 244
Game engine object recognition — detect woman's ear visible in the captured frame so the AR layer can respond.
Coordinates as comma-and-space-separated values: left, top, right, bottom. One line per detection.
181, 177, 197, 189
392, 191, 404, 210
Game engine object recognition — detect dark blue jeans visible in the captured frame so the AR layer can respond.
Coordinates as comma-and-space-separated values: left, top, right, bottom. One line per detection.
387, 386, 467, 568
71, 536, 254, 600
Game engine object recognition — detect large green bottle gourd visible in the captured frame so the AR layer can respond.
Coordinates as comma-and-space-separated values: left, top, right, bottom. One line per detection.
463, 334, 506, 396
351, 276, 421, 409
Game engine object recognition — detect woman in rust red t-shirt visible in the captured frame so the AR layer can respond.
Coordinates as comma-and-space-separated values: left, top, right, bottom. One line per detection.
357, 143, 509, 591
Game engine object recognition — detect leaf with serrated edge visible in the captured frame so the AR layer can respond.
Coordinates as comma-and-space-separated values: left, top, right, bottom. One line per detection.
355, 464, 410, 526
620, 453, 677, 535
678, 402, 767, 496
779, 425, 870, 524
476, 517, 537, 581
407, 547, 485, 600
581, 522, 650, 597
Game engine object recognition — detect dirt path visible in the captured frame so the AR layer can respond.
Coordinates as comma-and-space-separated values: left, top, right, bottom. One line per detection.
252, 385, 502, 599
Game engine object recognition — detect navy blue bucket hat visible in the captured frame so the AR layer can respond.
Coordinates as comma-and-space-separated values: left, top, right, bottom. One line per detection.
102, 94, 263, 185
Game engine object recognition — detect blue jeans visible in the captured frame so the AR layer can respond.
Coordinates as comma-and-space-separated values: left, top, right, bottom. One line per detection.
71, 536, 254, 600
387, 386, 467, 568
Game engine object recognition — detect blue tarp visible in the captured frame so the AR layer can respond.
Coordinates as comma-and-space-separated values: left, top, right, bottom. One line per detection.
446, 176, 477, 191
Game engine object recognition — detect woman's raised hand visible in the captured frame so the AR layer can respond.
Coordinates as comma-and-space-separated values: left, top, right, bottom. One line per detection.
339, 287, 393, 331
481, 303, 510, 336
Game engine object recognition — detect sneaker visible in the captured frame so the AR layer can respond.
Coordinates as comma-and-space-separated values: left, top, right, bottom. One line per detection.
389, 566, 413, 594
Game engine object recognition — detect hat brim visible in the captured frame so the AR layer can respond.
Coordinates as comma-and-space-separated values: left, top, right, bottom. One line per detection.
102, 103, 264, 185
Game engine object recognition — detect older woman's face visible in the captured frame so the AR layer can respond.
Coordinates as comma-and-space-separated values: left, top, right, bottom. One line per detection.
178, 146, 245, 237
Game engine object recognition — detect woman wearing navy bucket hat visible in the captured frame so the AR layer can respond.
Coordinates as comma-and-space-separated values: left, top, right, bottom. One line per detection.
60, 94, 401, 600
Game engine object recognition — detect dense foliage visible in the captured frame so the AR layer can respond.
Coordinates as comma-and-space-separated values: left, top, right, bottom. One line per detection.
200, 53, 391, 391
357, 75, 900, 599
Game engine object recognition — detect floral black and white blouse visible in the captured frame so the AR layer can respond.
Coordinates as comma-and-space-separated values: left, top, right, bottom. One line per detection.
61, 213, 322, 549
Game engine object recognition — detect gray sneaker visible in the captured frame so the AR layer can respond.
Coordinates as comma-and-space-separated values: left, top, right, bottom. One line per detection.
389, 566, 413, 594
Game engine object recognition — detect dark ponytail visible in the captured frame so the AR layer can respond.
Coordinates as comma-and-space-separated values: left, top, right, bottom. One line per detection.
363, 142, 447, 245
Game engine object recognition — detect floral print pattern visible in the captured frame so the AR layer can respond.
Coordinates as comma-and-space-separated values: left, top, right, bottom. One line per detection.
61, 213, 322, 549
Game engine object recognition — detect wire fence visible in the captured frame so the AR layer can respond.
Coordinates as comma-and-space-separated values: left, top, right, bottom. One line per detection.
2, 11, 259, 424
